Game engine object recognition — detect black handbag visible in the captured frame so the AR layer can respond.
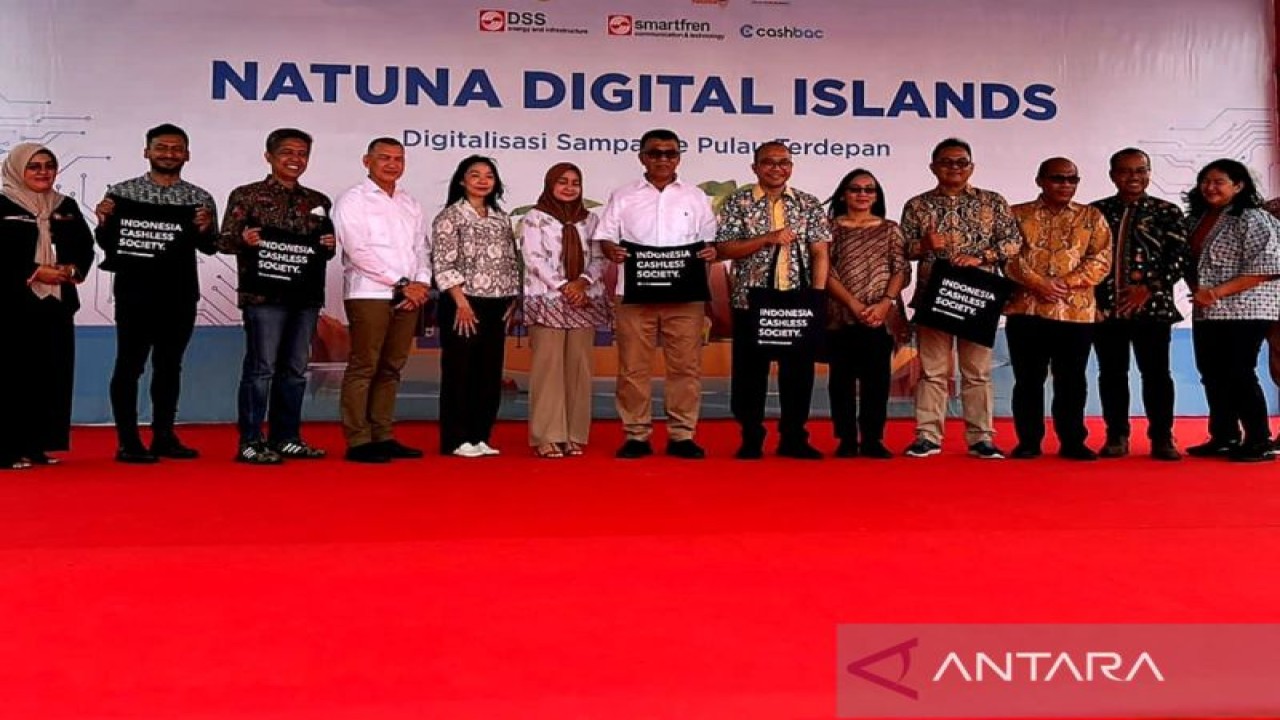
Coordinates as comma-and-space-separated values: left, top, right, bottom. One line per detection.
912, 259, 1015, 348
744, 242, 826, 358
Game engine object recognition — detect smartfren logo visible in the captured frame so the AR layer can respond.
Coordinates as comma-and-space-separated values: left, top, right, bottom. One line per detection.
607, 14, 634, 36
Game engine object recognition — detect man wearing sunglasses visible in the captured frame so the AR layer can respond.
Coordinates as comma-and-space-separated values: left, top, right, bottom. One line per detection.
1090, 148, 1189, 461
596, 129, 717, 460
901, 138, 1023, 459
1005, 157, 1112, 460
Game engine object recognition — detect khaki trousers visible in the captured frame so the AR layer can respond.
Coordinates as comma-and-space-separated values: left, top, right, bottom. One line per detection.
613, 299, 704, 442
913, 324, 995, 445
340, 299, 419, 447
528, 325, 595, 447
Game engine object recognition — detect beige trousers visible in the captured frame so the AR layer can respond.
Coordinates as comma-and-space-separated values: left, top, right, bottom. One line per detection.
613, 300, 704, 442
528, 325, 595, 447
913, 324, 995, 445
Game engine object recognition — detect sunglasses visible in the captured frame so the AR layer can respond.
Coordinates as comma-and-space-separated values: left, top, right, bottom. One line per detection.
642, 149, 681, 160
845, 186, 878, 195
933, 159, 972, 169
1044, 174, 1081, 184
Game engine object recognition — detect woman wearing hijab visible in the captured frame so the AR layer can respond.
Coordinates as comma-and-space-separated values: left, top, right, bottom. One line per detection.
0, 143, 95, 470
521, 163, 609, 458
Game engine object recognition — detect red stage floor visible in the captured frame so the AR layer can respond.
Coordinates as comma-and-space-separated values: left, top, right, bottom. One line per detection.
1, 419, 1277, 719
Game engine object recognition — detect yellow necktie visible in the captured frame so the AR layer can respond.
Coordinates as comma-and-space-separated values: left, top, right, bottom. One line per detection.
771, 196, 791, 290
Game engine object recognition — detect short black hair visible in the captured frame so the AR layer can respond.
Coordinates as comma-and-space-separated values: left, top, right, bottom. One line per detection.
266, 128, 313, 154
931, 137, 972, 162
366, 137, 403, 154
1109, 147, 1150, 170
752, 140, 790, 163
639, 128, 680, 149
146, 124, 189, 146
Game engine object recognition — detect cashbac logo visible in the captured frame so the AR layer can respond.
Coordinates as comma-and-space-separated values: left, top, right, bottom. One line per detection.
607, 14, 634, 36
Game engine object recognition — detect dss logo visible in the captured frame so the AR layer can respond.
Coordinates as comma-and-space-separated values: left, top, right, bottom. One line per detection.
478, 9, 548, 32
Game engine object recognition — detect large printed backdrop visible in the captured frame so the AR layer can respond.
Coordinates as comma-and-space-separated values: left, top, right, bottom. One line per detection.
1, 0, 1277, 328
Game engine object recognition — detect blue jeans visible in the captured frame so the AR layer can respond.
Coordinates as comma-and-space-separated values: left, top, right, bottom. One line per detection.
238, 304, 319, 445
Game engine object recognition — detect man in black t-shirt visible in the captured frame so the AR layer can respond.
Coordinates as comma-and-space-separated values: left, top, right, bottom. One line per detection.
95, 124, 218, 463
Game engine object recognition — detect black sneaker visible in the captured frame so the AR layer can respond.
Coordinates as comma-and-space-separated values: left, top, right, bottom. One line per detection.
616, 439, 653, 459
271, 439, 326, 459
967, 441, 1005, 459
734, 443, 764, 460
1229, 442, 1275, 463
666, 439, 706, 459
237, 441, 282, 465
1150, 439, 1182, 461
904, 438, 942, 458
1185, 439, 1239, 458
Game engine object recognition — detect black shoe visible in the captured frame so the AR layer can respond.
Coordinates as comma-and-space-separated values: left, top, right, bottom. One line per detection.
616, 439, 653, 459
1098, 436, 1129, 458
116, 446, 159, 464
666, 439, 706, 459
236, 441, 283, 465
271, 439, 326, 459
1058, 444, 1098, 461
1186, 438, 1240, 458
1228, 442, 1275, 463
734, 443, 764, 460
1150, 439, 1182, 461
377, 439, 424, 459
25, 451, 60, 465
834, 441, 860, 458
859, 441, 893, 459
778, 442, 823, 460
345, 442, 392, 463
151, 437, 199, 460
1010, 444, 1042, 459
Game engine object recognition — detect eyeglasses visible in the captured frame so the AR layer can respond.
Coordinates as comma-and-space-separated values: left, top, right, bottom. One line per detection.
844, 186, 878, 195
25, 161, 57, 172
756, 159, 793, 169
1044, 174, 1081, 184
642, 149, 681, 160
933, 159, 972, 169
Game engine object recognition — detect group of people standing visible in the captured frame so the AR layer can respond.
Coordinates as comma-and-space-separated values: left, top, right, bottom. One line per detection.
2, 125, 1278, 470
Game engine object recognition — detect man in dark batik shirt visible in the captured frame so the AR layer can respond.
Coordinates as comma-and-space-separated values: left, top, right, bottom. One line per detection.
219, 128, 335, 464
95, 123, 218, 464
1090, 148, 1190, 460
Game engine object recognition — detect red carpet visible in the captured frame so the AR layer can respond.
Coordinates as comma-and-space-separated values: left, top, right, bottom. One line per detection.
1, 419, 1277, 719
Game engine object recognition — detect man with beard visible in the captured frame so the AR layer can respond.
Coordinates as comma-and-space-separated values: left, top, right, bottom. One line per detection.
95, 124, 218, 463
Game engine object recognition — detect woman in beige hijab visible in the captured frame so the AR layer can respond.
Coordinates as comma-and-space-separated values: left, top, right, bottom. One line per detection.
0, 143, 94, 469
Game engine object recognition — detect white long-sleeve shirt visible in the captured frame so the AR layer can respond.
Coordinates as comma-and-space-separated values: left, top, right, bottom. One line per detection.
593, 177, 716, 296
333, 177, 430, 300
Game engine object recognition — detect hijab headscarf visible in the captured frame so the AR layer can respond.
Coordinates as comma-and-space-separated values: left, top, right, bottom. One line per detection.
2, 142, 64, 300
532, 163, 589, 281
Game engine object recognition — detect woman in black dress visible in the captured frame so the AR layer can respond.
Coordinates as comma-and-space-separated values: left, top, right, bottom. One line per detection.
0, 143, 95, 469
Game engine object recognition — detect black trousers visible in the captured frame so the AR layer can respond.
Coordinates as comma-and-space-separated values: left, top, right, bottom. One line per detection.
826, 322, 893, 444
1006, 315, 1094, 448
0, 296, 74, 461
110, 298, 197, 447
1192, 319, 1271, 446
437, 294, 511, 454
1093, 318, 1175, 442
730, 309, 815, 446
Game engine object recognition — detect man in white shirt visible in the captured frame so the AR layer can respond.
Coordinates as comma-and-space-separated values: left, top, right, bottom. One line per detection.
333, 137, 431, 463
596, 129, 718, 459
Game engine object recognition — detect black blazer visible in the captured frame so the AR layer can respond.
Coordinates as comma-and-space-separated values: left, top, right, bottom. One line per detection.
0, 195, 95, 313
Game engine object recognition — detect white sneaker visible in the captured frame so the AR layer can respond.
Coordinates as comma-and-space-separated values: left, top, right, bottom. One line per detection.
453, 442, 484, 458
475, 441, 500, 456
